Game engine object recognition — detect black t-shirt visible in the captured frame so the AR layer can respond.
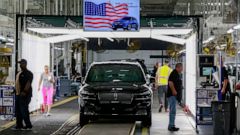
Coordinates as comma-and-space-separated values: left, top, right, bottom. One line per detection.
19, 69, 33, 96
167, 69, 182, 97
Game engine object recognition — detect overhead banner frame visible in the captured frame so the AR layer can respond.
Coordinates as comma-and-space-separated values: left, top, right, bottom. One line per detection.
83, 0, 140, 31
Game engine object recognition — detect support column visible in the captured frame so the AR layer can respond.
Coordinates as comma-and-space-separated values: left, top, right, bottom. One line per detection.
43, 0, 46, 15
24, 0, 28, 14
55, 0, 58, 15
74, 0, 76, 15
60, 0, 63, 15
77, 0, 80, 15
64, 0, 68, 15
51, 43, 55, 73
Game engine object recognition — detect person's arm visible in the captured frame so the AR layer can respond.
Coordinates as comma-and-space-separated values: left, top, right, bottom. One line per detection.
38, 73, 43, 91
221, 79, 228, 94
221, 68, 229, 94
51, 74, 55, 83
169, 81, 177, 96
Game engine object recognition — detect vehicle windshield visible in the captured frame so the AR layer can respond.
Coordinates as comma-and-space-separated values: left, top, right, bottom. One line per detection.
121, 17, 131, 20
86, 64, 146, 84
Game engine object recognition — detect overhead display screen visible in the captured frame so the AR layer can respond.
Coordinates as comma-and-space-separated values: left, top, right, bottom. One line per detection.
83, 0, 140, 31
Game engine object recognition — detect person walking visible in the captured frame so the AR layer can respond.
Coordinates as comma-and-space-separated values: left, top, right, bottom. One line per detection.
155, 60, 172, 112
13, 59, 33, 130
152, 62, 159, 78
167, 63, 183, 132
38, 65, 55, 116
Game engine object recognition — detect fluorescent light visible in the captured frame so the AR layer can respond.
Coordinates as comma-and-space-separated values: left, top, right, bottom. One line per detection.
220, 44, 226, 47
0, 35, 6, 41
203, 36, 215, 44
227, 28, 234, 33
7, 38, 14, 43
5, 42, 14, 46
127, 38, 130, 46
79, 37, 89, 42
234, 24, 240, 30
178, 49, 186, 54
54, 47, 64, 50
106, 37, 114, 42
98, 38, 101, 46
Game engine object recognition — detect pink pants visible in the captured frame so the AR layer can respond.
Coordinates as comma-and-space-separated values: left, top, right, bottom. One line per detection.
42, 87, 54, 105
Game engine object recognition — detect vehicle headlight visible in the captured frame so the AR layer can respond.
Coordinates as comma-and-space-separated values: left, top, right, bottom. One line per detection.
79, 89, 96, 100
134, 90, 151, 101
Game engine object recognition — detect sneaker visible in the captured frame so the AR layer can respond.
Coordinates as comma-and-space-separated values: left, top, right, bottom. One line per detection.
46, 113, 51, 116
11, 126, 22, 131
168, 127, 180, 132
22, 126, 32, 131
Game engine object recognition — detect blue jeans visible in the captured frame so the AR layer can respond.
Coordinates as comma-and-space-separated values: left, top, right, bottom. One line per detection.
158, 86, 168, 109
168, 96, 177, 128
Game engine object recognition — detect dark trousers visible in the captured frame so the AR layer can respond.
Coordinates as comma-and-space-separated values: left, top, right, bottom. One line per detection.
15, 95, 32, 128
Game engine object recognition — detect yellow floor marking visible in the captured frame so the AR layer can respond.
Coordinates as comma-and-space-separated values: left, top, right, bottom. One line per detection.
142, 127, 149, 135
52, 96, 78, 107
0, 96, 78, 132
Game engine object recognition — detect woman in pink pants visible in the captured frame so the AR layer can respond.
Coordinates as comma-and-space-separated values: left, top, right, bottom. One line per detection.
38, 65, 55, 116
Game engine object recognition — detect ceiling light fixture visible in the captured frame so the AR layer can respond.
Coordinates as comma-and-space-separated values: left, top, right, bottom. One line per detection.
203, 36, 215, 44
227, 28, 234, 33
233, 24, 240, 30
106, 37, 114, 42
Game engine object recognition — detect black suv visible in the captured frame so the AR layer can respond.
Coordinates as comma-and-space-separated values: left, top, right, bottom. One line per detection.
78, 61, 152, 127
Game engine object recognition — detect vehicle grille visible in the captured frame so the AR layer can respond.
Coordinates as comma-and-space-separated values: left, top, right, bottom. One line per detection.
98, 93, 133, 104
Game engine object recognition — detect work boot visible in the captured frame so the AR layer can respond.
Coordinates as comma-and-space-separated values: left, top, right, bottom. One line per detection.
168, 127, 180, 132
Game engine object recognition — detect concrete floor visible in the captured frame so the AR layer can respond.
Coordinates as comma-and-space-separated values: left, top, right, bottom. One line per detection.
0, 99, 79, 135
150, 108, 213, 135
0, 91, 215, 135
150, 90, 213, 135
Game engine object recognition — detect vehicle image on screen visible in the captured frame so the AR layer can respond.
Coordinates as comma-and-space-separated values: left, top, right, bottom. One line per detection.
78, 61, 152, 127
112, 16, 139, 31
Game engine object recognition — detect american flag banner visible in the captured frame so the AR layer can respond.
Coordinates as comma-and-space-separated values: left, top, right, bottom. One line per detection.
84, 1, 128, 29
84, 0, 139, 31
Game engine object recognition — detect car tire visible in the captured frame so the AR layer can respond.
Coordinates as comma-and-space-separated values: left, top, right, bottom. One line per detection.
142, 108, 152, 127
132, 24, 138, 30
135, 25, 138, 30
79, 108, 89, 127
127, 24, 131, 30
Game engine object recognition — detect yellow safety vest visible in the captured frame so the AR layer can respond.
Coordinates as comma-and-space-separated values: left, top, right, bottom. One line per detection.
157, 65, 172, 86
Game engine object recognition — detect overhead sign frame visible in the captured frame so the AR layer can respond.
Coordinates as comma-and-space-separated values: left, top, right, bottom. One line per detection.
83, 0, 140, 31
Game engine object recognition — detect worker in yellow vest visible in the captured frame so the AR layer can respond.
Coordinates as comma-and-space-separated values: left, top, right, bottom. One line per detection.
155, 60, 172, 112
